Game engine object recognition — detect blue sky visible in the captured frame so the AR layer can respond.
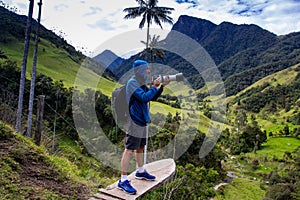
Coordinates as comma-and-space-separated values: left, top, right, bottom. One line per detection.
2, 0, 300, 56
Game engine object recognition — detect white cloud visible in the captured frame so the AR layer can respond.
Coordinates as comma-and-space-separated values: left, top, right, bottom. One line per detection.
83, 7, 102, 17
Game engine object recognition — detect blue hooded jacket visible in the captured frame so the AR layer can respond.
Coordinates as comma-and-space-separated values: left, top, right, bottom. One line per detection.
126, 60, 163, 126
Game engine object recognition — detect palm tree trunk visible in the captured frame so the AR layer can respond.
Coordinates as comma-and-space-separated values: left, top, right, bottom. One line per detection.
27, 0, 42, 137
146, 22, 150, 61
16, 0, 34, 133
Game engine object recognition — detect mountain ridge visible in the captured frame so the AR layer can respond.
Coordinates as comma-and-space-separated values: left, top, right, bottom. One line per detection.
92, 49, 124, 74
103, 14, 300, 97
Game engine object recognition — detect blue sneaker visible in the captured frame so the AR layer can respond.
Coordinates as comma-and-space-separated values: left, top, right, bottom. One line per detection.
135, 170, 156, 181
117, 180, 137, 195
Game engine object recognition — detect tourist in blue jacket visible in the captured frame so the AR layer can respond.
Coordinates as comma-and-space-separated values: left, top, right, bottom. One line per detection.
118, 59, 170, 195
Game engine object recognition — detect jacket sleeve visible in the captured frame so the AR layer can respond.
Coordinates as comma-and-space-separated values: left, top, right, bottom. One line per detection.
151, 85, 164, 101
133, 86, 158, 103
127, 80, 158, 103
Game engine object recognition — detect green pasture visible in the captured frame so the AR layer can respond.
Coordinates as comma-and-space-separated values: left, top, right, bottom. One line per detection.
214, 178, 265, 200
234, 137, 300, 176
1, 39, 116, 96
254, 136, 300, 158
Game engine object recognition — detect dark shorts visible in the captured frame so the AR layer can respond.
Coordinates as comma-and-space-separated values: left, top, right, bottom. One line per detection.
125, 118, 147, 150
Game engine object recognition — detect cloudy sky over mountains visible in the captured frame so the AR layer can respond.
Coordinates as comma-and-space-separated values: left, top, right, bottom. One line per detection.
2, 0, 300, 56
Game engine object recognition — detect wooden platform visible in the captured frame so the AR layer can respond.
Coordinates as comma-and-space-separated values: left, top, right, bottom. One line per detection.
90, 159, 176, 200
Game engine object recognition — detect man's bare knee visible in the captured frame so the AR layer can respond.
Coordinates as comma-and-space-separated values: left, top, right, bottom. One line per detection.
136, 146, 144, 153
124, 149, 134, 153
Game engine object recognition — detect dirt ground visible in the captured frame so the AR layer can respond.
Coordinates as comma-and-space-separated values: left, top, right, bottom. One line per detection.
0, 131, 92, 200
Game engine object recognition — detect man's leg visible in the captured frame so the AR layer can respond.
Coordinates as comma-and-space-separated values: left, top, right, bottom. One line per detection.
121, 149, 133, 177
118, 148, 137, 195
134, 145, 156, 181
135, 146, 145, 168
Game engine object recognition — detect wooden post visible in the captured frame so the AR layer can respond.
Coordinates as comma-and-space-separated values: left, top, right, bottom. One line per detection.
34, 95, 45, 146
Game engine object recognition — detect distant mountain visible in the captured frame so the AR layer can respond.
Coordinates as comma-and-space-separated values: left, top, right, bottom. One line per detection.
171, 15, 279, 71
111, 15, 300, 96
172, 15, 278, 65
92, 49, 124, 74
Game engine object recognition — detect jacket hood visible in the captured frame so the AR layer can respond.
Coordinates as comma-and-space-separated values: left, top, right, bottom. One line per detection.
133, 60, 148, 82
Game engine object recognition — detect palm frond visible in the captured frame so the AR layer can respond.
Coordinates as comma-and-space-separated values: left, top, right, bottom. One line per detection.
139, 13, 147, 29
124, 7, 146, 18
135, 0, 147, 6
153, 15, 163, 29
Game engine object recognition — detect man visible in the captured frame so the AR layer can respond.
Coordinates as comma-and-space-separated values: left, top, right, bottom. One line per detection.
118, 59, 169, 194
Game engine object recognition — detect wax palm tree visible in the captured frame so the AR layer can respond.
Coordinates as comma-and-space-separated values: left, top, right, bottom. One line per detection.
123, 0, 174, 53
140, 34, 165, 63
16, 0, 34, 133
27, 0, 43, 137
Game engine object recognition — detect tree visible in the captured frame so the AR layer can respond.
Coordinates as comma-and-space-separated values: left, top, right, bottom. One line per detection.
27, 0, 43, 137
16, 0, 34, 133
140, 34, 165, 62
123, 0, 174, 57
0, 48, 7, 59
283, 124, 289, 136
235, 109, 248, 131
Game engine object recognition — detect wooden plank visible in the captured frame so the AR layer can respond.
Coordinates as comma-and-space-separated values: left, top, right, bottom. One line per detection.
96, 159, 176, 200
92, 193, 122, 200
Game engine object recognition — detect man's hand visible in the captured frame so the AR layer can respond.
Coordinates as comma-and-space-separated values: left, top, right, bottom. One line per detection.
162, 76, 170, 86
152, 77, 161, 88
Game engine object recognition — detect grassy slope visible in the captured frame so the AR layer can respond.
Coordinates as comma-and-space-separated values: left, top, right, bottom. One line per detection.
226, 63, 300, 103
0, 121, 117, 199
214, 178, 265, 200
1, 38, 115, 96
215, 137, 300, 200
0, 121, 90, 199
226, 63, 300, 132
248, 136, 300, 160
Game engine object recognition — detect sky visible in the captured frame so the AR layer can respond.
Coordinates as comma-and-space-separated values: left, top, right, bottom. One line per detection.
2, 0, 300, 57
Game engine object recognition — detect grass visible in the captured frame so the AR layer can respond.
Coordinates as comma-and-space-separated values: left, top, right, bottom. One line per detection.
54, 135, 118, 187
214, 178, 265, 200
252, 136, 300, 158
218, 136, 299, 200
0, 121, 116, 199
1, 39, 116, 96
233, 137, 299, 175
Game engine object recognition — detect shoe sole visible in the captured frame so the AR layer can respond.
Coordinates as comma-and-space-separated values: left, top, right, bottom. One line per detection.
135, 176, 155, 181
117, 186, 136, 195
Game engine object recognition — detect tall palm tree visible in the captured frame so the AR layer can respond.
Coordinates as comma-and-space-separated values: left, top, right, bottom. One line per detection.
140, 34, 165, 63
16, 0, 34, 133
27, 0, 43, 137
123, 0, 174, 54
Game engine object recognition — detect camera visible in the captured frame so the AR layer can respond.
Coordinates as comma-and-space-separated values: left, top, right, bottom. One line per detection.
152, 73, 184, 84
